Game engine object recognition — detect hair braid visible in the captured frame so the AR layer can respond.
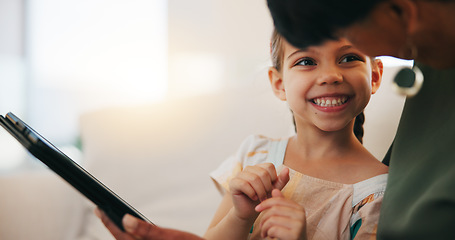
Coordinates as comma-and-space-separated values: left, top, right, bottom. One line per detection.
353, 111, 365, 144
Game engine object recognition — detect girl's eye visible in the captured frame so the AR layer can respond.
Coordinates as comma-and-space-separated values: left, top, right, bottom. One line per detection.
296, 58, 316, 66
340, 54, 363, 63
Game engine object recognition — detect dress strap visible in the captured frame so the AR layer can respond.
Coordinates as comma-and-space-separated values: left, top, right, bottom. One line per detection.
352, 174, 388, 207
266, 138, 289, 167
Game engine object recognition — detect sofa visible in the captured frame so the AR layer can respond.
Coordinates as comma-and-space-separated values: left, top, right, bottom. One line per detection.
0, 66, 405, 239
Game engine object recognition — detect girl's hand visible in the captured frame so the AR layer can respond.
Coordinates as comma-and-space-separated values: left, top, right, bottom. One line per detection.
228, 163, 289, 220
255, 189, 307, 240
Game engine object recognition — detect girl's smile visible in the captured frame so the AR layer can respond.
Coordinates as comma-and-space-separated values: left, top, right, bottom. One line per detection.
310, 94, 351, 112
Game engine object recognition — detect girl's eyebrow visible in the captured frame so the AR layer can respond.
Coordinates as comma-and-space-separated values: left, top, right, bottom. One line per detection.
286, 44, 355, 60
286, 48, 312, 60
339, 45, 354, 52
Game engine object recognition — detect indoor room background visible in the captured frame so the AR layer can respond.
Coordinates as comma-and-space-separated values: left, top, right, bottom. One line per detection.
0, 0, 279, 171
0, 0, 411, 239
0, 0, 410, 173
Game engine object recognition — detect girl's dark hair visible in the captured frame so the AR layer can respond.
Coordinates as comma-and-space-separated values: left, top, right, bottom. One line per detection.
354, 112, 365, 144
267, 0, 383, 49
270, 29, 365, 144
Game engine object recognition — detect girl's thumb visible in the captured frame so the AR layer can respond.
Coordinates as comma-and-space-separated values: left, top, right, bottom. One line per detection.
271, 188, 284, 198
274, 166, 290, 190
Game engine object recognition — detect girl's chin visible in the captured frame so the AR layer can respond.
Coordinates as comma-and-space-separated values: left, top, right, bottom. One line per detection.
315, 121, 352, 133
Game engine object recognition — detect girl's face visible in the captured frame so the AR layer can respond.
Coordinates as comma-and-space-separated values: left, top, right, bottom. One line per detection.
269, 38, 382, 133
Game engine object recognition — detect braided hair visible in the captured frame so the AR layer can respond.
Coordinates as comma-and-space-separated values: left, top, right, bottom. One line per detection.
354, 112, 365, 144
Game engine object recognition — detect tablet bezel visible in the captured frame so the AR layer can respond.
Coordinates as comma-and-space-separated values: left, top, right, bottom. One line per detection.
0, 112, 153, 231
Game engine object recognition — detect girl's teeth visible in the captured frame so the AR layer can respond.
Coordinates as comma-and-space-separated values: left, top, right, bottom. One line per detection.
313, 97, 348, 107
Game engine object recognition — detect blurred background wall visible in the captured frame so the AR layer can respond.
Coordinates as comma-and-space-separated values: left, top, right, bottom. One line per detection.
0, 0, 408, 173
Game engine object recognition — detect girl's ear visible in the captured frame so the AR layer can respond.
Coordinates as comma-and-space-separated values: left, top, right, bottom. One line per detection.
268, 67, 286, 101
371, 58, 383, 94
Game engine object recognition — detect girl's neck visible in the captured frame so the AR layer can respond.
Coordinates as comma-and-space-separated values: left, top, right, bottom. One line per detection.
290, 125, 360, 162
283, 125, 386, 184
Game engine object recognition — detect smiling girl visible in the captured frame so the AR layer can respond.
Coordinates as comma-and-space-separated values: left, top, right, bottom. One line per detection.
204, 30, 388, 240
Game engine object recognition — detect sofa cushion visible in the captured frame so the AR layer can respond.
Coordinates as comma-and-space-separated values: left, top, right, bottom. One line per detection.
0, 171, 85, 240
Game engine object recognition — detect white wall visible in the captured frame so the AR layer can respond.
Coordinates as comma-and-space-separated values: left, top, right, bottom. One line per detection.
167, 0, 274, 97
364, 65, 406, 160
0, 0, 28, 170
0, 0, 23, 55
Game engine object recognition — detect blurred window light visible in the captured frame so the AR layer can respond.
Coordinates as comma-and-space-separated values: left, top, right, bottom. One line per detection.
171, 53, 225, 98
27, 0, 168, 108
377, 56, 414, 68
26, 0, 168, 143
0, 0, 168, 172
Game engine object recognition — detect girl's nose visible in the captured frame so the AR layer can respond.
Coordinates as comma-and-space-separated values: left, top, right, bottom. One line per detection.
316, 70, 343, 85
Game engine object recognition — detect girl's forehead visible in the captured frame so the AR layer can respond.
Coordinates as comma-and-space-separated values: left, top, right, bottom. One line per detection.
286, 38, 354, 52
282, 38, 368, 61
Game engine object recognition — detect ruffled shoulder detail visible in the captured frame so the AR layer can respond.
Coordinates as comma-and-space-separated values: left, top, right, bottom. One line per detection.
210, 134, 285, 194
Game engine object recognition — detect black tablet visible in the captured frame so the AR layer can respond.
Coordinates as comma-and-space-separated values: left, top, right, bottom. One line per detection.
0, 112, 153, 231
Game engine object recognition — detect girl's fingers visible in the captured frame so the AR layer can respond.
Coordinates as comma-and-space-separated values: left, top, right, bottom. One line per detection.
261, 217, 295, 238
243, 167, 271, 201
258, 204, 305, 222
274, 167, 290, 190
258, 201, 307, 240
230, 163, 287, 202
272, 188, 284, 198
249, 163, 290, 200
261, 216, 303, 239
229, 177, 260, 201
261, 211, 305, 229
255, 191, 301, 212
237, 164, 277, 201
257, 163, 279, 183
